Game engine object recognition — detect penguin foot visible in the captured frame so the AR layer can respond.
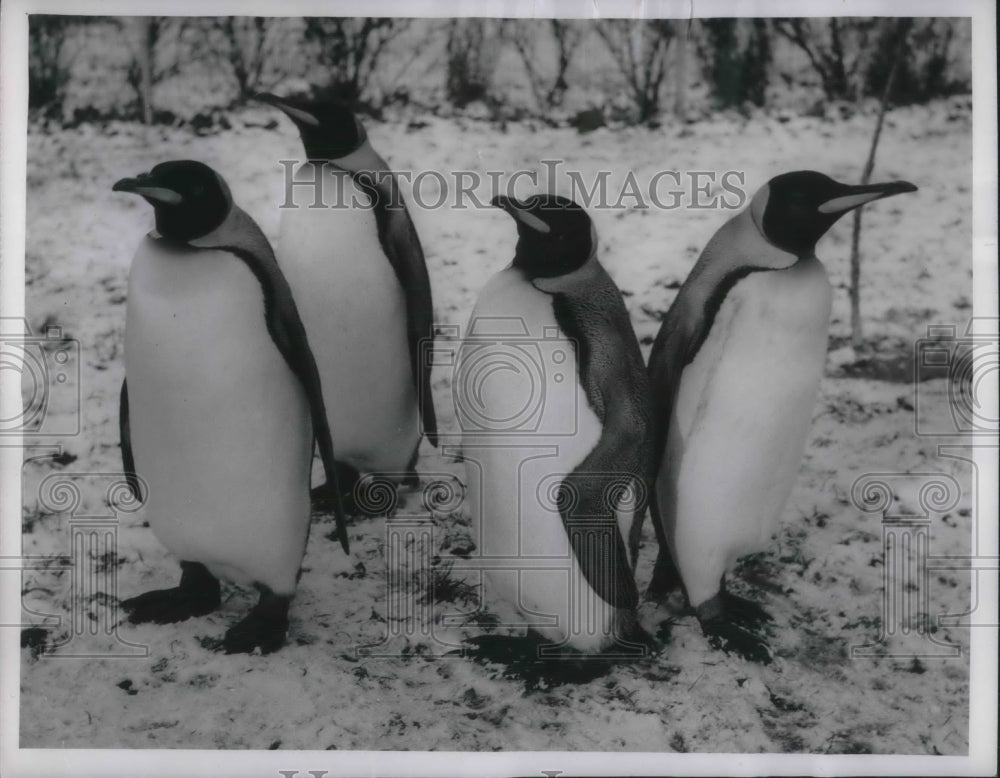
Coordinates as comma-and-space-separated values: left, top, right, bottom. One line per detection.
122, 562, 221, 624
695, 593, 774, 664
221, 586, 290, 655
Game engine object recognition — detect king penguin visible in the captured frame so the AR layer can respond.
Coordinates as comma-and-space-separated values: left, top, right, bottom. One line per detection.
646, 170, 917, 662
113, 160, 349, 654
458, 194, 653, 654
255, 93, 437, 512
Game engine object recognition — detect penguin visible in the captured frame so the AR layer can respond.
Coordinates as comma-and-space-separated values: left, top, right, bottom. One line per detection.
254, 93, 437, 512
458, 194, 653, 654
646, 171, 917, 662
113, 160, 349, 654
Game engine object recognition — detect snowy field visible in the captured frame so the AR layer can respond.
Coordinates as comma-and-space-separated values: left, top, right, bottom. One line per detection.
19, 98, 974, 753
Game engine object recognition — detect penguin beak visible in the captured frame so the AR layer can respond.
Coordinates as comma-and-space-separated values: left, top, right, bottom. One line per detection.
253, 92, 320, 127
817, 180, 918, 215
112, 175, 183, 206
491, 195, 551, 234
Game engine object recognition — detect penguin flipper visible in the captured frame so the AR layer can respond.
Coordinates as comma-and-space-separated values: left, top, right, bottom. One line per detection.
119, 378, 143, 503
354, 172, 438, 447
646, 304, 694, 474
644, 301, 699, 576
189, 209, 350, 554
644, 488, 684, 601
557, 469, 639, 610
258, 275, 350, 554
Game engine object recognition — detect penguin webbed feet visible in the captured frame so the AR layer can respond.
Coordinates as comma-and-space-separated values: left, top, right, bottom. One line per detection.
220, 585, 291, 655
121, 561, 221, 625
695, 588, 774, 665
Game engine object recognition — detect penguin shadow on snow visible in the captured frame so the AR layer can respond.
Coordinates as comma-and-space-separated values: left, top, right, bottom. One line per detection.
456, 627, 667, 691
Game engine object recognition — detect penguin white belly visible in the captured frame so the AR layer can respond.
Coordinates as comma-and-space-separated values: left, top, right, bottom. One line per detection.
278, 166, 417, 477
659, 258, 832, 607
125, 240, 312, 595
459, 268, 619, 652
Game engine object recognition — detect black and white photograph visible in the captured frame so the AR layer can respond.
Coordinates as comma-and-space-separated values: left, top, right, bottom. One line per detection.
0, 0, 996, 775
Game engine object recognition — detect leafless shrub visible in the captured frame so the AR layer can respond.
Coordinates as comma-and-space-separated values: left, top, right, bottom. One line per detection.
595, 19, 678, 123
122, 17, 190, 123
504, 19, 585, 111
28, 16, 86, 118
302, 17, 409, 107
772, 18, 879, 103
445, 19, 503, 109
215, 17, 285, 103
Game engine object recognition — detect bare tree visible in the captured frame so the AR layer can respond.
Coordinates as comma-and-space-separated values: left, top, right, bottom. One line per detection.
123, 17, 187, 124
672, 19, 690, 118
28, 16, 83, 117
773, 18, 878, 102
506, 19, 585, 111
595, 20, 677, 123
303, 18, 408, 106
849, 18, 913, 350
865, 18, 967, 104
697, 18, 772, 109
216, 17, 280, 103
445, 19, 503, 109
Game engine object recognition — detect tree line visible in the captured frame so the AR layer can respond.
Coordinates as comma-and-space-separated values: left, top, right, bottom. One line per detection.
29, 16, 970, 125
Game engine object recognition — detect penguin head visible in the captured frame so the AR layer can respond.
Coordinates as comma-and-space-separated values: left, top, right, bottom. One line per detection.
254, 93, 365, 161
753, 171, 917, 258
492, 194, 595, 279
113, 160, 232, 243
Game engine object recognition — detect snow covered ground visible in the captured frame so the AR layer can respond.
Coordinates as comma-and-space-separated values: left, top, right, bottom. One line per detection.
19, 98, 974, 753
